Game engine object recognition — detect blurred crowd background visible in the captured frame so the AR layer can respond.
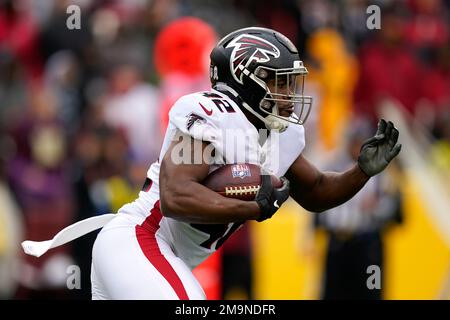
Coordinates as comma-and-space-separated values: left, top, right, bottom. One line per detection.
0, 0, 449, 300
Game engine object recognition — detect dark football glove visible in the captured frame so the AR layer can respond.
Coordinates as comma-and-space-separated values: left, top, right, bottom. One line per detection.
255, 175, 290, 222
358, 119, 402, 177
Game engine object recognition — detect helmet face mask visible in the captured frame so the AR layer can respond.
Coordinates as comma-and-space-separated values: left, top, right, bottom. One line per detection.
254, 62, 313, 125
210, 27, 313, 130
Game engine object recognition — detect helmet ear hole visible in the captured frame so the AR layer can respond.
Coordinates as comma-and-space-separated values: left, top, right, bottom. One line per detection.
256, 68, 275, 83
255, 68, 269, 79
260, 99, 273, 111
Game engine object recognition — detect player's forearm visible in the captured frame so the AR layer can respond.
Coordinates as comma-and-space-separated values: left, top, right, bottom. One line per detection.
295, 164, 370, 213
160, 181, 260, 223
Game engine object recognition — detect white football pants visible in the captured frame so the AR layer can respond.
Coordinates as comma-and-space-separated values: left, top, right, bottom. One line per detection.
90, 211, 206, 300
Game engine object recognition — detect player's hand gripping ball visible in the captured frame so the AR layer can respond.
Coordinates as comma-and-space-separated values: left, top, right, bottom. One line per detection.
202, 164, 290, 221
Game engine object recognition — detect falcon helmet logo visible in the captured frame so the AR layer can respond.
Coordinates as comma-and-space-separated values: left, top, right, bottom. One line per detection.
226, 34, 280, 84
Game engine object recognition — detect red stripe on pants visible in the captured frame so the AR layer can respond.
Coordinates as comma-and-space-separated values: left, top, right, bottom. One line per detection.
135, 200, 189, 300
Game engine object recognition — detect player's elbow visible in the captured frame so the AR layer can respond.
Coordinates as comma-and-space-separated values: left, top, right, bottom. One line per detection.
160, 181, 190, 219
309, 207, 327, 213
302, 203, 327, 213
295, 197, 327, 213
160, 189, 179, 218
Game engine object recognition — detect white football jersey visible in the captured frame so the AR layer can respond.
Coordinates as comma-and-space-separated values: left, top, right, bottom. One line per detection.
118, 87, 306, 269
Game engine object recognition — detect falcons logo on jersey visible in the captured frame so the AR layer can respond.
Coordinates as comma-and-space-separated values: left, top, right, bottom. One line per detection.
186, 112, 206, 131
226, 34, 280, 84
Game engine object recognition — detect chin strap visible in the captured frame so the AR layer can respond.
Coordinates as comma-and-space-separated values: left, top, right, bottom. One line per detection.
265, 114, 289, 132
214, 83, 289, 132
241, 100, 289, 132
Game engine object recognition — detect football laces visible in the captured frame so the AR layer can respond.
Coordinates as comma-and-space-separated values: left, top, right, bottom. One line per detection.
225, 185, 260, 196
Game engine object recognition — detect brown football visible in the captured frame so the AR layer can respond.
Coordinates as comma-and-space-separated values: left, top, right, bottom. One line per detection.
202, 164, 282, 201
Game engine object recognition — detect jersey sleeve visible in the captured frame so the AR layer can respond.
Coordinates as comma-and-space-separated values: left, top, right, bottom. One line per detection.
262, 123, 306, 177
168, 93, 225, 155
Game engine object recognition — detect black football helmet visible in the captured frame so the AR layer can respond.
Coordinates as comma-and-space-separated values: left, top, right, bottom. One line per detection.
210, 27, 313, 131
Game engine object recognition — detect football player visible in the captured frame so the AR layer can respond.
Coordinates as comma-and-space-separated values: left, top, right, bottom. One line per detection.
22, 27, 401, 300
